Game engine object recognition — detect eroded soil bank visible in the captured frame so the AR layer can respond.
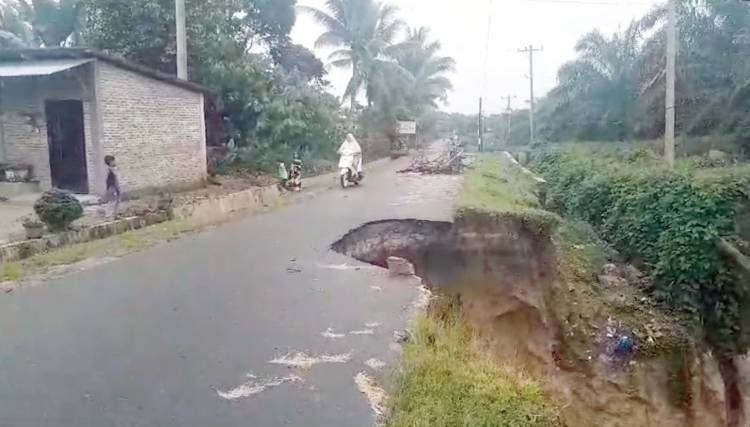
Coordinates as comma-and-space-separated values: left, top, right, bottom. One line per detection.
333, 213, 745, 427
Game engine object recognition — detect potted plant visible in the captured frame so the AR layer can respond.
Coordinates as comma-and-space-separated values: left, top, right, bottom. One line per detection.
21, 215, 45, 240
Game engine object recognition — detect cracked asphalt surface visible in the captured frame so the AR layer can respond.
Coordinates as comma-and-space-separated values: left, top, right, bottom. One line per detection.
0, 157, 460, 427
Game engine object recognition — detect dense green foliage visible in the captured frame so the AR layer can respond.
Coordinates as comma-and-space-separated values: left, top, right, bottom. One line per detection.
1, 0, 454, 168
388, 300, 560, 427
34, 190, 84, 231
530, 146, 750, 355
81, 0, 343, 165
438, 1, 750, 153
0, 0, 83, 47
537, 1, 750, 150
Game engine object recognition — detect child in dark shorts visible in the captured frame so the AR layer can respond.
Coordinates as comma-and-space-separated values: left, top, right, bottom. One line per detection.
104, 155, 121, 219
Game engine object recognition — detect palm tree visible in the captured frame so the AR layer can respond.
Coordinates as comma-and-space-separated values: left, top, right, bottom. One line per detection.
548, 22, 644, 140
300, 0, 406, 109
396, 27, 455, 118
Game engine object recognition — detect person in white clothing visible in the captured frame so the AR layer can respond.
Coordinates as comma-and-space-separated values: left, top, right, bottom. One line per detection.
338, 133, 363, 177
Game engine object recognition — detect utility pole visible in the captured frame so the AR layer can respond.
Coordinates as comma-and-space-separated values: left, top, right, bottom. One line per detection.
478, 97, 484, 152
501, 95, 516, 147
665, 0, 677, 168
518, 45, 543, 145
176, 0, 188, 80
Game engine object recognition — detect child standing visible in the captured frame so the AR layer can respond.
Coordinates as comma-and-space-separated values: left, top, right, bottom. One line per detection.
104, 155, 121, 219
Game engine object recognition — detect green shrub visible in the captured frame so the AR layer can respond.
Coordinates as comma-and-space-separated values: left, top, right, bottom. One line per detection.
34, 190, 84, 232
530, 147, 750, 355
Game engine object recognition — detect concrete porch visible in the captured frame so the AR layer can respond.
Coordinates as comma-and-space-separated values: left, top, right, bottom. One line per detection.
0, 193, 102, 244
0, 196, 34, 244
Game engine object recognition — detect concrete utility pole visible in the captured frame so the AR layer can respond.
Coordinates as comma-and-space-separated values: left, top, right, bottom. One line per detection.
519, 45, 543, 145
665, 0, 677, 168
501, 95, 516, 146
478, 97, 484, 152
176, 0, 188, 80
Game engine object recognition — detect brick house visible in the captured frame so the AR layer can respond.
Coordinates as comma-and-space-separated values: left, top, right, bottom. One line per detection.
0, 49, 209, 198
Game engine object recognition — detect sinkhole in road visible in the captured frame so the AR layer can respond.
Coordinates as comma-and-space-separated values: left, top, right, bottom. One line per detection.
331, 219, 452, 283
330, 217, 554, 294
331, 216, 558, 372
331, 217, 738, 427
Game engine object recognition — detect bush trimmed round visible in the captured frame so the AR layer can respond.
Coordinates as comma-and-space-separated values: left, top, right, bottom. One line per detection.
34, 190, 84, 232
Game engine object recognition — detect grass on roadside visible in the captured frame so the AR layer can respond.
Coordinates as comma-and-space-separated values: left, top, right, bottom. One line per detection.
456, 154, 560, 237
459, 155, 540, 212
388, 299, 561, 427
0, 219, 193, 283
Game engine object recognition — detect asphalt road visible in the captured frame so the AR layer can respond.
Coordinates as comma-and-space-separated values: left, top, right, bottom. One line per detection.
0, 159, 460, 427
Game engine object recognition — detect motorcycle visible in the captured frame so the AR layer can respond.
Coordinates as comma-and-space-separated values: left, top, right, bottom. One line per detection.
339, 152, 363, 188
338, 134, 364, 189
277, 157, 303, 192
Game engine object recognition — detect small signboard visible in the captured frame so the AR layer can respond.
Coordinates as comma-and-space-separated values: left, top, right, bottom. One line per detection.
397, 121, 417, 135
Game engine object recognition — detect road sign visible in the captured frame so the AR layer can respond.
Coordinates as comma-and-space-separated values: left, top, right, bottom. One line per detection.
398, 121, 417, 135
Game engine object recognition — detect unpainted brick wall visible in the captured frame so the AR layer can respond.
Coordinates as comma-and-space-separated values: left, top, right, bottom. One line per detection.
0, 68, 95, 191
96, 62, 207, 195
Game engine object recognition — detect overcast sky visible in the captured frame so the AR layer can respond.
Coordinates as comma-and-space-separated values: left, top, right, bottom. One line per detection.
291, 0, 661, 114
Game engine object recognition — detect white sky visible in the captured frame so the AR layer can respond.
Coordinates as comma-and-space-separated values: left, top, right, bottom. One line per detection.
291, 0, 661, 114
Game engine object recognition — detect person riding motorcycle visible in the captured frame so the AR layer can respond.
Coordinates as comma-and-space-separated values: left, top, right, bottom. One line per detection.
338, 134, 363, 186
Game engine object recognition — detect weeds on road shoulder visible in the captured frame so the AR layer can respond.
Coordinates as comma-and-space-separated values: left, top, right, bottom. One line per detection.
119, 232, 146, 251
459, 155, 540, 212
456, 153, 560, 239
1, 262, 23, 282
387, 300, 561, 427
0, 220, 194, 284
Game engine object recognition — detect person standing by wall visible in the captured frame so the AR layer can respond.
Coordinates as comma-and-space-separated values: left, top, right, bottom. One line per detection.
104, 155, 121, 219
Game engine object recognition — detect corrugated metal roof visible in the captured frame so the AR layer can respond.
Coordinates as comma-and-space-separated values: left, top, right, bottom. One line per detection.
0, 58, 92, 77
0, 49, 212, 94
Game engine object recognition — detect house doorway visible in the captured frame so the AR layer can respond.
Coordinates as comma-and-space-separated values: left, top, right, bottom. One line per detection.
45, 100, 88, 193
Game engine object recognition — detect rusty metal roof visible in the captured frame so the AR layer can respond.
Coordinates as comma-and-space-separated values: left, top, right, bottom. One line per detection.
0, 58, 92, 77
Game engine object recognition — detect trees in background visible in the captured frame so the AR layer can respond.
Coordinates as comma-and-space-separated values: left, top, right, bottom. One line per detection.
536, 0, 750, 152
0, 0, 453, 165
303, 0, 454, 138
0, 1, 33, 47
0, 0, 82, 47
539, 22, 643, 142
300, 0, 407, 110
397, 27, 455, 119
79, 0, 344, 167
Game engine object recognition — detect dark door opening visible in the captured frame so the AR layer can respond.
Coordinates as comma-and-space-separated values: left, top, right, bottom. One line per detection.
46, 100, 88, 193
